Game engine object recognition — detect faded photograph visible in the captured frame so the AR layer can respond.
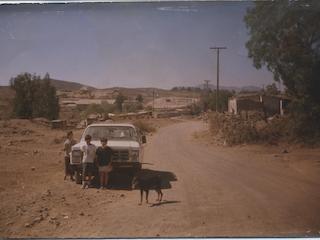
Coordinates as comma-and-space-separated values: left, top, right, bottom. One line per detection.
0, 1, 320, 238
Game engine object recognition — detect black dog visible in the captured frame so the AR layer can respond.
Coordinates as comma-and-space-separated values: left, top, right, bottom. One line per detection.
132, 175, 163, 205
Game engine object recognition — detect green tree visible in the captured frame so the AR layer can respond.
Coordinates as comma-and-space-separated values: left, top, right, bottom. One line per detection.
245, 1, 320, 139
10, 73, 34, 118
114, 92, 127, 112
10, 73, 59, 120
264, 83, 280, 96
201, 90, 233, 112
136, 94, 144, 103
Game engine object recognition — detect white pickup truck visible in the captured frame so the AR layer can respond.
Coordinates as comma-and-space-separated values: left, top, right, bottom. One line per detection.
70, 123, 146, 184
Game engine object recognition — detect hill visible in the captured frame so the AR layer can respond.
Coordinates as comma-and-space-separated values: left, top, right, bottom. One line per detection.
197, 84, 261, 92
49, 79, 96, 91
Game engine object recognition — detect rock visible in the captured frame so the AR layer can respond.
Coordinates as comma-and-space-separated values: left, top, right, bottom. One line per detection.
24, 223, 32, 228
79, 212, 84, 216
33, 150, 39, 155
63, 216, 69, 219
120, 194, 125, 198
156, 234, 160, 237
6, 222, 13, 226
282, 149, 289, 154
46, 190, 52, 196
8, 141, 13, 146
31, 167, 36, 171
33, 216, 43, 224
50, 217, 57, 221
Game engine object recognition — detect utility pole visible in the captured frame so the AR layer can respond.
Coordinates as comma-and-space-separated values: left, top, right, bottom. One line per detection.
210, 46, 227, 112
204, 80, 210, 92
203, 80, 211, 112
152, 89, 155, 112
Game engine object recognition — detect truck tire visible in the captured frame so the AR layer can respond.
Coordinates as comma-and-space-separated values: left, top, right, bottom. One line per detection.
133, 163, 142, 173
75, 170, 82, 184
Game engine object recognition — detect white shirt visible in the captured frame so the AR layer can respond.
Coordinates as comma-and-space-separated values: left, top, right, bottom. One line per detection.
81, 144, 96, 163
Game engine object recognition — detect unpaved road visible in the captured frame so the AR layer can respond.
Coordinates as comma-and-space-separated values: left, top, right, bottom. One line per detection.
1, 120, 320, 237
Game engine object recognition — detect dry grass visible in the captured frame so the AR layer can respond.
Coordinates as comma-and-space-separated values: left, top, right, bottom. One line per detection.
208, 112, 291, 145
132, 120, 156, 134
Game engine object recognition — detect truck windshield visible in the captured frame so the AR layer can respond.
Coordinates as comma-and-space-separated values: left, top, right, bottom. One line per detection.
82, 126, 137, 141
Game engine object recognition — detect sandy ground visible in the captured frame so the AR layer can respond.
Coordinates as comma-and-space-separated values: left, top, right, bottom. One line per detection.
1, 119, 320, 237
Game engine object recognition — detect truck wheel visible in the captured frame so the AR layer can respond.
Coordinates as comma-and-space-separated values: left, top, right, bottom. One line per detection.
75, 171, 82, 184
133, 164, 142, 173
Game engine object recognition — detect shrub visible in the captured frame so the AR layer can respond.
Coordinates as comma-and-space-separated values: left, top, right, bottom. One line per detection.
133, 120, 156, 134
80, 102, 116, 119
10, 73, 59, 120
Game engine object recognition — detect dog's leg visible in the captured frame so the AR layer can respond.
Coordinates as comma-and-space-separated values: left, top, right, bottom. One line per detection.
139, 189, 143, 205
145, 190, 149, 204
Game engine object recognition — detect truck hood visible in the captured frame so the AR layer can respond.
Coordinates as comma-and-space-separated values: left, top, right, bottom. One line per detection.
72, 140, 140, 151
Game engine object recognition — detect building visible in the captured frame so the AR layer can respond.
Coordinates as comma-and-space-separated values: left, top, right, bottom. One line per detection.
228, 93, 290, 116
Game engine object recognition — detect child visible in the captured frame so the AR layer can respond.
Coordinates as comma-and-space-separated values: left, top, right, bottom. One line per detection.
96, 137, 113, 189
63, 131, 77, 181
81, 134, 96, 189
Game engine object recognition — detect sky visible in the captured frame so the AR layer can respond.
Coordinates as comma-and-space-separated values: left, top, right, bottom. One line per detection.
0, 2, 275, 89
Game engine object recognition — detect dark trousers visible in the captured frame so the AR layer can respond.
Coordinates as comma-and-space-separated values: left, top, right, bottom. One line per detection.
82, 162, 95, 183
64, 156, 75, 176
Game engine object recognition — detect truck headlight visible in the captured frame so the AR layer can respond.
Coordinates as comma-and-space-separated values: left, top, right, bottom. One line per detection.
131, 150, 139, 162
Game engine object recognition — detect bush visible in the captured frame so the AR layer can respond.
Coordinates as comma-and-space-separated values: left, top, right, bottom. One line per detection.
123, 102, 143, 113
133, 120, 156, 134
188, 103, 202, 116
209, 109, 320, 145
209, 113, 260, 145
201, 90, 234, 112
10, 73, 59, 120
80, 102, 116, 119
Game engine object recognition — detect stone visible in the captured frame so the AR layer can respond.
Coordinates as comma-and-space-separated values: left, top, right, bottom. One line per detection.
24, 223, 32, 228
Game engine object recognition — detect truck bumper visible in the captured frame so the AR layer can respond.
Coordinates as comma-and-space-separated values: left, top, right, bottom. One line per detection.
112, 162, 141, 170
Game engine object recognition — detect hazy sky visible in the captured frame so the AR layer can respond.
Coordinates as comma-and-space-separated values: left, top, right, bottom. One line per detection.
0, 2, 275, 89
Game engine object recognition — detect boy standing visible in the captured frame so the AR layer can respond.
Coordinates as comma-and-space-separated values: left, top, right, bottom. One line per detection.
96, 137, 113, 189
81, 134, 96, 189
64, 131, 77, 181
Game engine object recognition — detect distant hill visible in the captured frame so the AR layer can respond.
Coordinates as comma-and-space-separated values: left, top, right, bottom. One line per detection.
198, 84, 261, 93
49, 79, 96, 91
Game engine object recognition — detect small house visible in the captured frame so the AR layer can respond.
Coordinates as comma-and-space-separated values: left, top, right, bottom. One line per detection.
228, 93, 290, 116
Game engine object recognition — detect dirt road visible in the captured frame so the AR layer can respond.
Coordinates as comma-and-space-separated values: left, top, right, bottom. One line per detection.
1, 120, 320, 237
